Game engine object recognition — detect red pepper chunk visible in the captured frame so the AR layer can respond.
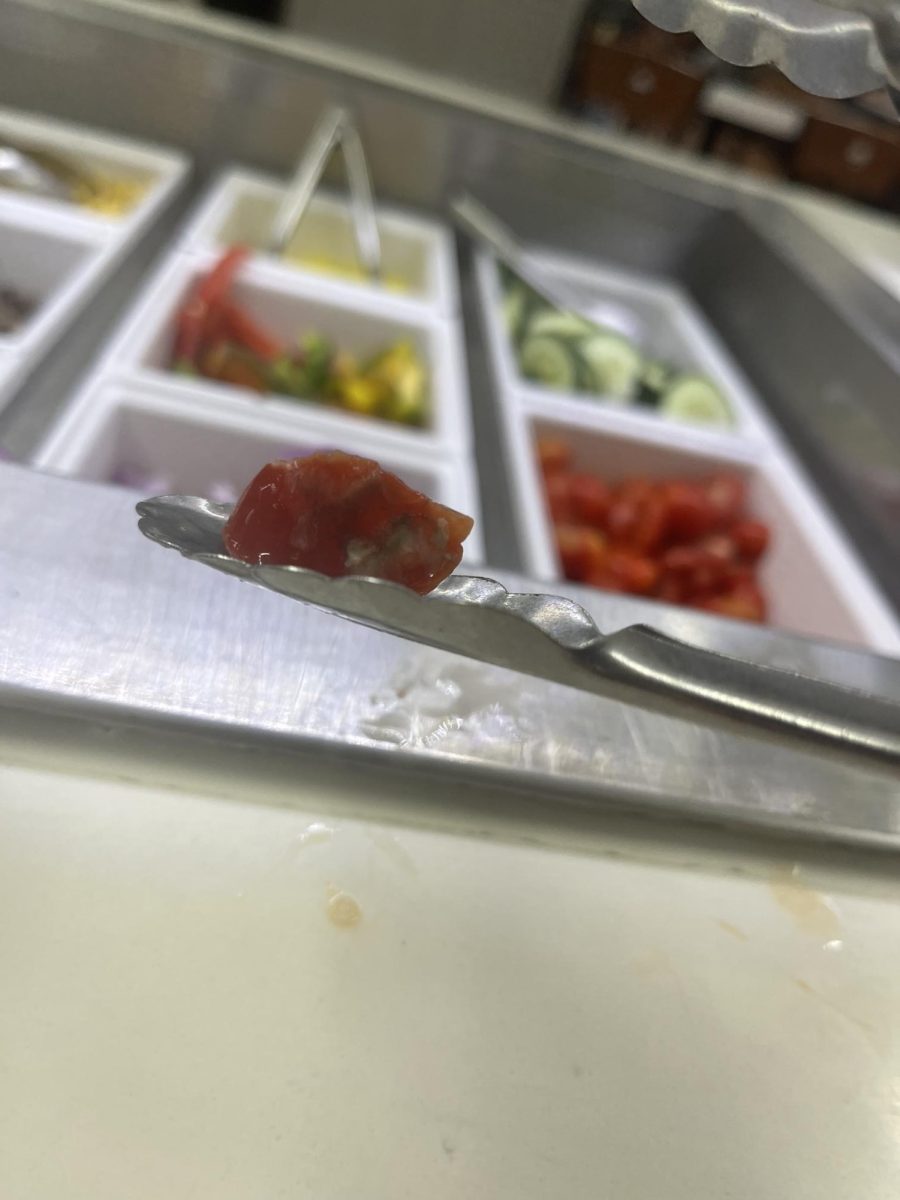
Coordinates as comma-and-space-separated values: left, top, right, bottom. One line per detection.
223, 452, 474, 595
171, 246, 251, 369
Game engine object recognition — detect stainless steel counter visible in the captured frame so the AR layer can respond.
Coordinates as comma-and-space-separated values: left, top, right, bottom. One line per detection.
0, 0, 899, 849
4, 463, 899, 850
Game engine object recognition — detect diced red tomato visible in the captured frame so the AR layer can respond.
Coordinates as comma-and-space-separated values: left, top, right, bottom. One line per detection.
656, 574, 688, 604
584, 566, 626, 593
556, 524, 608, 582
220, 302, 283, 361
616, 478, 655, 507
659, 544, 705, 578
223, 451, 474, 595
606, 549, 660, 596
699, 533, 738, 563
604, 496, 639, 545
630, 493, 668, 555
588, 551, 658, 596
172, 246, 251, 368
537, 437, 571, 476
705, 472, 746, 530
722, 562, 756, 590
568, 474, 612, 528
732, 519, 770, 562
660, 480, 714, 541
538, 445, 771, 623
696, 581, 767, 623
662, 541, 728, 598
545, 473, 574, 523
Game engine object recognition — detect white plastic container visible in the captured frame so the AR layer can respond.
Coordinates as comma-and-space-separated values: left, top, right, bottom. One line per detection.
476, 249, 772, 450
0, 106, 188, 237
35, 379, 484, 563
0, 205, 107, 377
176, 169, 458, 316
0, 348, 23, 412
510, 394, 900, 653
0, 109, 188, 409
99, 249, 471, 453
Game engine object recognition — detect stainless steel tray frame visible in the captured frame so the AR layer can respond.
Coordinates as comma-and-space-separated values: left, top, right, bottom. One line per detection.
1, 0, 899, 848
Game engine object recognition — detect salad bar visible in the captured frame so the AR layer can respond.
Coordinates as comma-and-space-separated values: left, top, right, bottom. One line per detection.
1, 0, 900, 842
23, 145, 900, 655
0, 107, 186, 412
4, 8, 900, 1199
14, 143, 891, 653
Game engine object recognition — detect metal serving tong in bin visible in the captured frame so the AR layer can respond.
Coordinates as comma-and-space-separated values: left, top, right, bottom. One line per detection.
451, 193, 586, 316
451, 193, 640, 337
0, 143, 96, 203
137, 494, 900, 777
267, 104, 382, 282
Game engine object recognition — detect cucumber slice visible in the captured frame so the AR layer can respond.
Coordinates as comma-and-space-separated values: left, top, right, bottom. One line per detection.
526, 308, 596, 341
519, 334, 578, 390
577, 332, 642, 401
636, 359, 672, 408
502, 284, 528, 343
660, 375, 733, 427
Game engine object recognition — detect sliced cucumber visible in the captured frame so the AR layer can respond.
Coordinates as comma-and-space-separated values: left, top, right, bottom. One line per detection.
502, 284, 529, 343
519, 334, 578, 391
577, 331, 642, 402
526, 308, 596, 342
660, 375, 733, 427
636, 359, 672, 408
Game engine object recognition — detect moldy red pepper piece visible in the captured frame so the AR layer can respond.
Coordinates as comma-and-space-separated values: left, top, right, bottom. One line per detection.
223, 451, 474, 595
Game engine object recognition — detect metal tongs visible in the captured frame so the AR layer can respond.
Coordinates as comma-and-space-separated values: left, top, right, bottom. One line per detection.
137, 495, 900, 776
0, 144, 96, 202
267, 104, 382, 281
451, 194, 588, 317
451, 194, 641, 339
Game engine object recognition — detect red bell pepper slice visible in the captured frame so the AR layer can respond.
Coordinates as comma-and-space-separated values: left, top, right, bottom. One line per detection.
224, 452, 475, 595
171, 245, 251, 369
220, 301, 283, 360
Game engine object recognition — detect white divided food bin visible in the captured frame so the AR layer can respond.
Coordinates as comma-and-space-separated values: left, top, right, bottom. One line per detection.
476, 249, 773, 450
0, 348, 23, 412
35, 378, 484, 563
0, 204, 107, 398
508, 394, 900, 653
0, 109, 187, 404
0, 106, 188, 236
97, 248, 472, 454
177, 169, 458, 316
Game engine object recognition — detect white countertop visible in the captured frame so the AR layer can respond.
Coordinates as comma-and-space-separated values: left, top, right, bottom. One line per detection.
2, 715, 900, 1200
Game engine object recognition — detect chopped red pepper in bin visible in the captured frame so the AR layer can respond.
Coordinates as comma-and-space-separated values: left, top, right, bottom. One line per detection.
172, 245, 254, 370
537, 436, 770, 622
224, 452, 474, 595
220, 301, 283, 361
169, 247, 429, 427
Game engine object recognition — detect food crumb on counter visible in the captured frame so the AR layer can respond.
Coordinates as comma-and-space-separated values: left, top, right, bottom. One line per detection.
326, 886, 362, 928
